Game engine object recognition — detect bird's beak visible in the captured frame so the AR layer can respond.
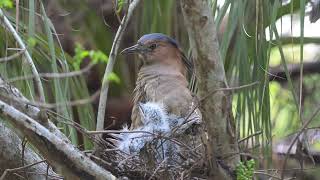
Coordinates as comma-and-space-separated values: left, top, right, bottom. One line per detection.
120, 44, 141, 55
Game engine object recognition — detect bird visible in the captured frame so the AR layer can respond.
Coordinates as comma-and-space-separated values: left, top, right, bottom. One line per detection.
121, 33, 202, 130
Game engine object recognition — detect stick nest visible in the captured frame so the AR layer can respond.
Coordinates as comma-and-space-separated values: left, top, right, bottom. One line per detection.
92, 125, 209, 179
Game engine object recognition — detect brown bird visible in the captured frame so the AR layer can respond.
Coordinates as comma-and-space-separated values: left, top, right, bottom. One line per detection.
121, 33, 201, 129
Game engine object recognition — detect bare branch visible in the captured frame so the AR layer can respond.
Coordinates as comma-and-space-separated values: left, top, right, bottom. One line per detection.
0, 160, 46, 180
4, 63, 95, 83
238, 131, 262, 144
96, 0, 141, 134
0, 48, 26, 62
254, 172, 282, 180
269, 61, 320, 82
0, 99, 116, 179
0, 77, 68, 141
271, 36, 320, 46
2, 89, 100, 109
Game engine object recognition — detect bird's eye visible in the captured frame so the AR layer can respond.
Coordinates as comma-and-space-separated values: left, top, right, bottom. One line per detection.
149, 43, 157, 51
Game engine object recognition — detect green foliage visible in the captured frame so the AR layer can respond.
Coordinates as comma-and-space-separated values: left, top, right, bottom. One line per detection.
0, 0, 315, 161
236, 159, 255, 180
0, 0, 13, 8
106, 72, 121, 84
90, 50, 108, 64
73, 43, 109, 70
73, 43, 119, 84
73, 44, 90, 70
140, 1, 175, 36
117, 0, 125, 13
27, 37, 37, 48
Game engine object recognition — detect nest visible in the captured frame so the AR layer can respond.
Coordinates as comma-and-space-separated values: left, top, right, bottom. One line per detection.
92, 124, 209, 179
69, 101, 211, 179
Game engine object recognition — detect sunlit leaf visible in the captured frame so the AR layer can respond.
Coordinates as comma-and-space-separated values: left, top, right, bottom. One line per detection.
27, 37, 37, 48
89, 50, 108, 64
104, 72, 121, 84
0, 0, 13, 8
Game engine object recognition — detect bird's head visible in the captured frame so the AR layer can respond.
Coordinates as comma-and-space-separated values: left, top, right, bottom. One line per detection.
121, 33, 193, 72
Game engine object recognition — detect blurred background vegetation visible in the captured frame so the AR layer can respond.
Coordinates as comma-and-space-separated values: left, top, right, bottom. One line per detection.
1, 0, 320, 178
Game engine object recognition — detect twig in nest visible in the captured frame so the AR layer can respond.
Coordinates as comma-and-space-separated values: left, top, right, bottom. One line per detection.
148, 158, 168, 180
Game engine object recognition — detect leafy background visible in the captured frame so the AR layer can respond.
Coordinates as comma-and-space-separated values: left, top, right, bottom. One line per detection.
1, 0, 320, 178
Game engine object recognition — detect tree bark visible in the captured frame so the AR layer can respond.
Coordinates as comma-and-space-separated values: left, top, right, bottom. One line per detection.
0, 121, 57, 180
180, 0, 240, 179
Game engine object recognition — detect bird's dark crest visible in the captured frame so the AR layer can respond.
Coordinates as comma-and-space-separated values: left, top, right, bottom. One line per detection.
138, 33, 179, 48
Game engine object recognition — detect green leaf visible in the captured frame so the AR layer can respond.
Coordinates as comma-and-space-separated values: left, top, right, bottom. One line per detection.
27, 37, 37, 48
72, 43, 89, 70
104, 72, 121, 84
89, 50, 108, 64
0, 0, 13, 8
236, 160, 255, 180
117, 0, 125, 14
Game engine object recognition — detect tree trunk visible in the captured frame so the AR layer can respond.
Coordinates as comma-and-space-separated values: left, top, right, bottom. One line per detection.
180, 0, 240, 179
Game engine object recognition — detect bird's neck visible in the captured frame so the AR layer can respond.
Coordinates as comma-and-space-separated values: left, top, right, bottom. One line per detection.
139, 63, 187, 79
133, 63, 189, 103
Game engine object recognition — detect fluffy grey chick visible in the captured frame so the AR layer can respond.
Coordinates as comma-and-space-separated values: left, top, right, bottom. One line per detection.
116, 102, 175, 154
114, 102, 202, 165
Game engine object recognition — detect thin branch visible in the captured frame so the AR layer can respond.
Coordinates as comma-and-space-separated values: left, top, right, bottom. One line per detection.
256, 167, 317, 172
21, 137, 27, 177
88, 129, 198, 153
16, 172, 62, 180
238, 131, 262, 143
184, 82, 260, 122
269, 61, 320, 82
96, 0, 141, 134
15, 0, 19, 32
280, 104, 320, 179
148, 158, 167, 180
3, 63, 95, 83
112, 0, 122, 24
200, 81, 260, 103
3, 89, 100, 109
270, 36, 320, 46
0, 9, 46, 105
0, 99, 116, 179
254, 172, 294, 180
0, 77, 69, 142
87, 129, 155, 135
0, 160, 46, 180
0, 48, 26, 62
